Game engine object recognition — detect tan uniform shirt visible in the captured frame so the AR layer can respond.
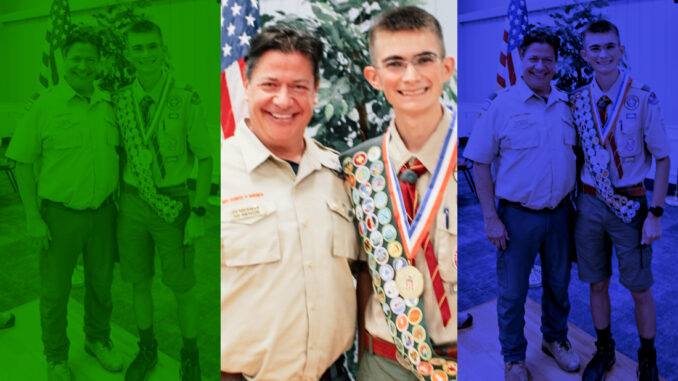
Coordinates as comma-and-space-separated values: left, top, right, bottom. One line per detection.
7, 83, 119, 210
580, 74, 671, 188
364, 106, 457, 346
464, 78, 576, 210
221, 120, 359, 381
123, 71, 211, 188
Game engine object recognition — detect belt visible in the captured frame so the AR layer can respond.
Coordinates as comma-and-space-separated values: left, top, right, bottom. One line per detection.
220, 354, 346, 381
365, 332, 456, 361
583, 183, 646, 198
498, 196, 569, 213
122, 182, 188, 198
43, 194, 114, 212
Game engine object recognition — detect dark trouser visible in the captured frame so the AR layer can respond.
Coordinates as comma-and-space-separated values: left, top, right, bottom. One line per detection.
496, 199, 572, 362
39, 199, 116, 362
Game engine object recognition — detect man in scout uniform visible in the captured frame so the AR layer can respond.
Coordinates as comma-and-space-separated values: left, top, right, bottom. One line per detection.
113, 20, 212, 381
572, 20, 670, 381
8, 28, 122, 380
220, 25, 358, 381
464, 28, 580, 380
342, 7, 457, 381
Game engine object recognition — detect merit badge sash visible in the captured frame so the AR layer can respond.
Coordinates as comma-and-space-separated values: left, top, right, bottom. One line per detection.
113, 77, 183, 223
571, 76, 640, 223
340, 114, 457, 381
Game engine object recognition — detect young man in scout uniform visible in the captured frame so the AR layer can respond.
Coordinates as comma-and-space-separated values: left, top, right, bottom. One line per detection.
8, 28, 122, 380
342, 7, 457, 380
113, 20, 212, 381
464, 29, 580, 380
220, 25, 358, 381
572, 20, 670, 381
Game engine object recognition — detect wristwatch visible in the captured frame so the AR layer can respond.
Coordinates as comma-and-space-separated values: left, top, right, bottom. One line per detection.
648, 205, 663, 217
191, 206, 206, 217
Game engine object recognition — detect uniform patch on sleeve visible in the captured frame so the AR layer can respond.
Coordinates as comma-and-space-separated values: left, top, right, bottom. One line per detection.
190, 92, 201, 105
648, 92, 659, 105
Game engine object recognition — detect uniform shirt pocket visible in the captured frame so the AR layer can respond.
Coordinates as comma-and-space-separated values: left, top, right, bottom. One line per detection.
43, 129, 82, 150
159, 118, 187, 158
503, 117, 539, 150
327, 199, 359, 260
222, 198, 281, 266
617, 118, 643, 158
563, 118, 577, 146
434, 207, 456, 284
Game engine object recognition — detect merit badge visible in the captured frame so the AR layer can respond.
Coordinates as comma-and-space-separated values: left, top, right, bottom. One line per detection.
374, 192, 388, 209
371, 176, 386, 192
382, 224, 397, 242
139, 149, 153, 168
364, 238, 373, 255
388, 241, 403, 258
378, 208, 392, 225
379, 264, 395, 281
374, 247, 389, 265
596, 149, 610, 166
419, 343, 433, 361
355, 166, 371, 183
408, 307, 424, 325
446, 362, 457, 377
432, 370, 448, 381
387, 319, 397, 337
393, 257, 408, 272
358, 222, 367, 236
370, 230, 384, 247
353, 151, 368, 166
396, 314, 409, 332
355, 205, 364, 221
408, 348, 421, 366
412, 324, 426, 343
362, 198, 376, 214
396, 266, 425, 299
625, 95, 639, 110
366, 214, 379, 231
168, 95, 182, 110
382, 303, 391, 318
402, 330, 415, 349
352, 188, 360, 204
367, 146, 381, 161
359, 182, 372, 199
372, 274, 381, 288
417, 361, 433, 376
405, 297, 419, 307
395, 337, 405, 353
384, 280, 399, 298
347, 173, 356, 187
377, 287, 386, 303
395, 345, 411, 369
371, 161, 385, 176
390, 296, 406, 314
342, 157, 353, 171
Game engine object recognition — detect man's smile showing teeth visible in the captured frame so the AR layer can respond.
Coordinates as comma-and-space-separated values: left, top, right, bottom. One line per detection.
270, 112, 294, 120
399, 88, 427, 96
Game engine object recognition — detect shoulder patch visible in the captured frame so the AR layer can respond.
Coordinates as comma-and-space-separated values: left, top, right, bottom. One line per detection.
648, 92, 659, 105
183, 84, 194, 93
190, 91, 201, 105
640, 84, 651, 92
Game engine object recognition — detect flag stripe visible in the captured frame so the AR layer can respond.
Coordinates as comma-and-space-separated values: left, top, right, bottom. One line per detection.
496, 0, 528, 90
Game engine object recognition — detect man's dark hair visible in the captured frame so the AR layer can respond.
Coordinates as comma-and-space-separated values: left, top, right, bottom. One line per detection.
125, 19, 164, 45
63, 26, 102, 58
245, 24, 323, 86
582, 20, 621, 45
367, 6, 445, 62
519, 27, 560, 59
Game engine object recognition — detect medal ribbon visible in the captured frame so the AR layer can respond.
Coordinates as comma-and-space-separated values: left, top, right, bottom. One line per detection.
589, 73, 632, 146
383, 111, 457, 260
132, 75, 173, 145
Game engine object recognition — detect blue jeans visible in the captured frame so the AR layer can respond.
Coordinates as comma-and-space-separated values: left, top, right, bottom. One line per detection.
496, 199, 572, 362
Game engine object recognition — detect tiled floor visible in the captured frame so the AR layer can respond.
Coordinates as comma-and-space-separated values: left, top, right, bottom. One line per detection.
458, 173, 678, 380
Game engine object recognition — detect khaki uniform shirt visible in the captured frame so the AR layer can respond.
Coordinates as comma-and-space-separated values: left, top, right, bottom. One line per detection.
464, 78, 577, 210
580, 74, 671, 188
221, 120, 359, 381
7, 82, 119, 210
364, 106, 457, 346
123, 71, 211, 188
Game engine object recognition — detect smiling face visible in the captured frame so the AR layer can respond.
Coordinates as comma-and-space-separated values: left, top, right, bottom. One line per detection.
125, 30, 166, 75
245, 50, 318, 153
363, 29, 454, 118
63, 42, 99, 96
581, 31, 625, 77
520, 42, 556, 97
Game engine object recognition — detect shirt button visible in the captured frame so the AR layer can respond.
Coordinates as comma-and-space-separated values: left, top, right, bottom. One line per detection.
302, 220, 309, 228
309, 303, 316, 311
306, 261, 313, 268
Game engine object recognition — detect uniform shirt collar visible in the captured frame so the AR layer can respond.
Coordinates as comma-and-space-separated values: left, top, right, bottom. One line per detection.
590, 70, 623, 103
236, 119, 338, 176
388, 105, 453, 174
54, 81, 108, 105
516, 77, 568, 107
132, 70, 168, 103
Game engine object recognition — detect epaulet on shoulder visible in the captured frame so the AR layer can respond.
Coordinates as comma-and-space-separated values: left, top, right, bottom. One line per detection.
633, 81, 651, 92
487, 92, 499, 100
312, 138, 339, 155
341, 135, 383, 158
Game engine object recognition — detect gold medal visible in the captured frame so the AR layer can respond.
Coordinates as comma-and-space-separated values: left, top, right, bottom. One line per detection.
395, 265, 424, 299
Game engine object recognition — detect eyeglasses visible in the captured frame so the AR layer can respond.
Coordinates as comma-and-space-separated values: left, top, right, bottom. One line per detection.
375, 53, 441, 74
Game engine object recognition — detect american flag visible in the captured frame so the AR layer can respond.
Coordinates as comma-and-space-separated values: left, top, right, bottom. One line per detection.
39, 0, 71, 88
221, 0, 260, 140
496, 0, 528, 89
